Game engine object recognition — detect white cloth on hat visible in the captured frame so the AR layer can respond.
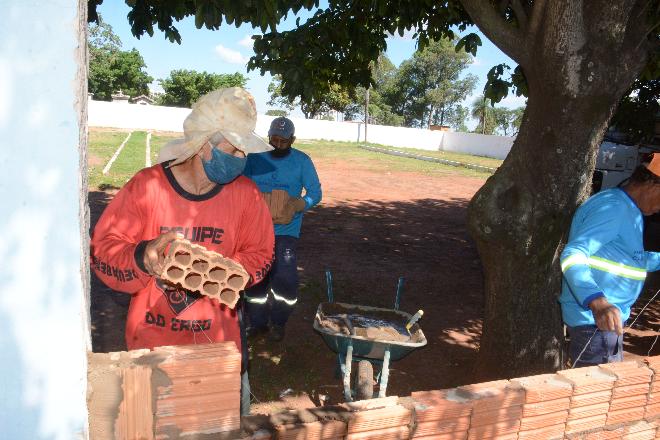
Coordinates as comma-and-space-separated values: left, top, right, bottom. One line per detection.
158, 87, 272, 165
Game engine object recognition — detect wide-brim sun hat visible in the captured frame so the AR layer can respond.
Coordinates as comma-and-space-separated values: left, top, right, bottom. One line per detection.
158, 87, 272, 165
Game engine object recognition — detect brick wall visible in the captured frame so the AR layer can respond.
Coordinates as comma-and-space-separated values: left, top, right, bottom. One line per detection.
87, 348, 660, 439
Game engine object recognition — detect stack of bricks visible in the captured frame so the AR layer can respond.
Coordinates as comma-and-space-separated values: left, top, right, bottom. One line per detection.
558, 366, 617, 435
343, 397, 412, 440
600, 361, 652, 428
411, 389, 473, 439
88, 342, 241, 440
645, 357, 660, 420
511, 373, 573, 439
458, 380, 524, 440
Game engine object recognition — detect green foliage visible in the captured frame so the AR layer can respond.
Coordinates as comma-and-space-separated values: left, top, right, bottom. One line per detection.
483, 64, 527, 105
382, 39, 476, 128
88, 17, 153, 101
157, 70, 247, 107
493, 106, 525, 136
470, 95, 497, 135
268, 75, 351, 119
266, 109, 288, 117
611, 79, 660, 143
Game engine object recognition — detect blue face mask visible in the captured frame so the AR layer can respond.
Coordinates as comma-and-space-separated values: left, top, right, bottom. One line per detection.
201, 147, 247, 184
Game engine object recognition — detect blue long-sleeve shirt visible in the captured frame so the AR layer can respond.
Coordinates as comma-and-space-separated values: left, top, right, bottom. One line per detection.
243, 149, 322, 238
559, 188, 660, 327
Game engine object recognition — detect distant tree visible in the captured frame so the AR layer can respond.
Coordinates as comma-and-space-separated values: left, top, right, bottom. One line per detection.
444, 104, 469, 132
157, 70, 247, 107
268, 76, 351, 119
88, 17, 152, 101
493, 107, 520, 136
471, 96, 497, 135
384, 39, 477, 128
266, 109, 288, 117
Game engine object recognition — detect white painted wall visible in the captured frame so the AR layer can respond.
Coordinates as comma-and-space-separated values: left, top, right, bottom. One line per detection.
89, 100, 515, 158
442, 131, 515, 160
0, 1, 89, 439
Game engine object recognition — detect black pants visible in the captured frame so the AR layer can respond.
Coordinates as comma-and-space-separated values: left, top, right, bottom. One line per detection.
244, 235, 298, 328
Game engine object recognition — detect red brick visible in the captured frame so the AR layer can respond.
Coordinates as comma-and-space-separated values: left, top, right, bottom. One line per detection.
275, 420, 347, 440
570, 390, 612, 407
558, 367, 616, 395
584, 427, 626, 439
607, 407, 647, 426
511, 374, 574, 403
346, 405, 411, 433
470, 405, 522, 427
411, 432, 467, 440
610, 394, 649, 412
517, 423, 565, 440
568, 402, 610, 420
345, 425, 409, 440
522, 397, 570, 417
457, 380, 524, 412
565, 413, 607, 433
412, 390, 473, 421
613, 383, 652, 399
412, 417, 470, 437
519, 410, 568, 430
466, 419, 520, 438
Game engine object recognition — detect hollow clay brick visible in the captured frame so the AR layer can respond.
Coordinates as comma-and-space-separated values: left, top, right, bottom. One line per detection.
511, 374, 574, 403
613, 383, 652, 400
570, 390, 613, 408
568, 402, 610, 420
522, 397, 570, 417
261, 189, 291, 222
412, 417, 470, 437
346, 405, 411, 433
161, 239, 249, 308
457, 380, 524, 412
466, 419, 520, 438
607, 407, 647, 426
584, 427, 627, 439
411, 389, 474, 421
558, 366, 617, 395
411, 431, 468, 440
517, 423, 565, 440
600, 361, 653, 388
646, 402, 660, 419
565, 413, 607, 433
470, 405, 522, 427
275, 419, 348, 440
115, 365, 154, 440
342, 396, 399, 412
611, 394, 650, 412
519, 410, 568, 430
345, 425, 410, 440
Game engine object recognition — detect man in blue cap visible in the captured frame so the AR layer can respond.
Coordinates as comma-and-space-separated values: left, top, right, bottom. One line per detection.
243, 116, 322, 341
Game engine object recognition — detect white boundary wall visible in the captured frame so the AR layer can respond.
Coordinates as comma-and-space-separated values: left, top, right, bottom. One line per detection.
89, 100, 515, 160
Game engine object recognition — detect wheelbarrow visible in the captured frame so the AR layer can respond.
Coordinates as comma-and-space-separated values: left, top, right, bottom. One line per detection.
313, 271, 427, 402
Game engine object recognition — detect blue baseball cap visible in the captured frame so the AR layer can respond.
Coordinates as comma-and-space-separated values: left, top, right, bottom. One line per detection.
268, 117, 295, 139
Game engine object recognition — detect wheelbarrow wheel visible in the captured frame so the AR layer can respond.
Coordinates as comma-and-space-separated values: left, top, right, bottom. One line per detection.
354, 360, 374, 401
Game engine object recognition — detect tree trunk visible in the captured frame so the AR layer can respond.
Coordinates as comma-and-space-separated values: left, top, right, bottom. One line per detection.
466, 0, 649, 380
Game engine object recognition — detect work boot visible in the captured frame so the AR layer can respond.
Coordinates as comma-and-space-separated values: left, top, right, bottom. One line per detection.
268, 324, 285, 342
246, 325, 268, 338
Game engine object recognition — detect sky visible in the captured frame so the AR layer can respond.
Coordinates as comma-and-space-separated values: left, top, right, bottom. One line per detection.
96, 2, 527, 129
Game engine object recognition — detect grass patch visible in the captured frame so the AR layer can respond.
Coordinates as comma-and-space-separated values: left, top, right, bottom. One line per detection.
294, 140, 495, 178
88, 129, 132, 190
150, 132, 180, 165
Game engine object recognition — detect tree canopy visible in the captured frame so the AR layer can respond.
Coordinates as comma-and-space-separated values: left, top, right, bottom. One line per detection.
88, 17, 152, 100
157, 70, 247, 108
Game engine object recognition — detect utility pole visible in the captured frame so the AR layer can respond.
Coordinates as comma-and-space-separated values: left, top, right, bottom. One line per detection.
364, 87, 370, 143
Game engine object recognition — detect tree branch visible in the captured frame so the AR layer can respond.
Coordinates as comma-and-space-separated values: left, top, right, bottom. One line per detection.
459, 0, 528, 65
528, 0, 547, 39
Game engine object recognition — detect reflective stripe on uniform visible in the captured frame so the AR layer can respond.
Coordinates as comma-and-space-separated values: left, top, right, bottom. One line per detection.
271, 288, 297, 306
561, 254, 647, 281
244, 294, 268, 304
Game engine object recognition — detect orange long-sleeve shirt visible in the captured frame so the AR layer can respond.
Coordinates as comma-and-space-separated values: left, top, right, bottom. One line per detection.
91, 163, 274, 352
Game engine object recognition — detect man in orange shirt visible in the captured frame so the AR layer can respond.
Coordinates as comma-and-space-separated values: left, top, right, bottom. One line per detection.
91, 87, 274, 415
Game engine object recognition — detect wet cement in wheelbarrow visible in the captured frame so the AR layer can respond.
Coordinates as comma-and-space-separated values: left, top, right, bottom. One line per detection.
317, 304, 423, 343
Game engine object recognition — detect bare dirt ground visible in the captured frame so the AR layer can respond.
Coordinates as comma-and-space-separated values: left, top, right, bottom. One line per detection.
89, 155, 660, 413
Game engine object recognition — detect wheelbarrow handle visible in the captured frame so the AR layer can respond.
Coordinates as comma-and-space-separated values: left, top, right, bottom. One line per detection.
325, 269, 334, 303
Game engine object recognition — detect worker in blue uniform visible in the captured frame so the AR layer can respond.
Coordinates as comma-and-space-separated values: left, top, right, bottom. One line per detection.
243, 117, 322, 341
560, 154, 660, 367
